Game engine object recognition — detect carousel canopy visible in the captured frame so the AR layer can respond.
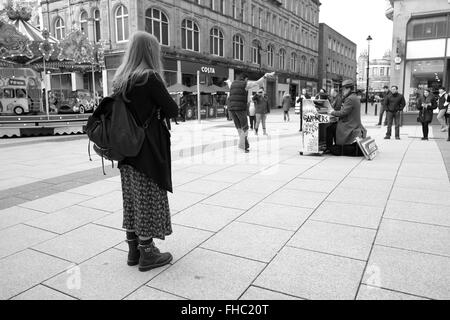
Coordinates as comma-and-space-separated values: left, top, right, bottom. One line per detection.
167, 83, 191, 93
8, 18, 58, 43
209, 84, 229, 93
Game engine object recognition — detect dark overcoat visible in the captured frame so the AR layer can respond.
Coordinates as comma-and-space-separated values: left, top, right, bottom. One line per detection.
331, 92, 367, 145
417, 94, 437, 123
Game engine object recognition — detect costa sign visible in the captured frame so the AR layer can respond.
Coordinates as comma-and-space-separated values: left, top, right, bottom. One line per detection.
201, 67, 216, 74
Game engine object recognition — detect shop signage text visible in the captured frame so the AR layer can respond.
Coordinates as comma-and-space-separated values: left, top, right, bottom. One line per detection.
201, 67, 216, 74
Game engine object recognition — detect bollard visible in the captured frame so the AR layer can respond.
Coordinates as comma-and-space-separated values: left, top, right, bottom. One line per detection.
374, 103, 378, 116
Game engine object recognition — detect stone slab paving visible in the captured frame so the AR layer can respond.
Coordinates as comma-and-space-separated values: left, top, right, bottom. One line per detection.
1, 119, 450, 300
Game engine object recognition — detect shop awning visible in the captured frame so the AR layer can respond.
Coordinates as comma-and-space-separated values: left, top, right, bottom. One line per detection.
189, 84, 215, 93
209, 85, 229, 93
167, 83, 192, 93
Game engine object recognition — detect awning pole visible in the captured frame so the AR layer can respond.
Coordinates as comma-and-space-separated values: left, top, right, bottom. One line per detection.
44, 58, 50, 120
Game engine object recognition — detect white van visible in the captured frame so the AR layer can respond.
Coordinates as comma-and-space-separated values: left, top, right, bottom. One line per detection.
0, 84, 30, 115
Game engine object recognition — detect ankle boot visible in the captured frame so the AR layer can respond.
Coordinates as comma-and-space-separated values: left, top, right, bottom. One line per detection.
126, 239, 140, 266
138, 240, 173, 272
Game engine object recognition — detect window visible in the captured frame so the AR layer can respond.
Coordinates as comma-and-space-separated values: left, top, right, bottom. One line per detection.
251, 5, 256, 26
407, 16, 447, 40
93, 9, 101, 42
80, 11, 88, 34
181, 19, 200, 52
3, 89, 14, 99
279, 49, 286, 70
290, 52, 297, 72
219, 0, 225, 14
267, 45, 274, 67
232, 0, 237, 18
259, 9, 263, 29
251, 40, 261, 65
54, 17, 65, 40
310, 59, 316, 76
210, 27, 224, 56
328, 37, 332, 50
16, 89, 26, 98
300, 56, 307, 74
233, 34, 244, 61
380, 67, 385, 76
233, 35, 244, 61
115, 5, 129, 42
145, 8, 169, 46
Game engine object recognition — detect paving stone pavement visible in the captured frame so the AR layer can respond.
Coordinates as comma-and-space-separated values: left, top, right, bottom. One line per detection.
1, 112, 450, 300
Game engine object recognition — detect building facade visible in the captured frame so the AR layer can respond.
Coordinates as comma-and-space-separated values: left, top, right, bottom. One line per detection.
357, 50, 391, 92
318, 23, 357, 93
386, 0, 450, 112
40, 0, 321, 107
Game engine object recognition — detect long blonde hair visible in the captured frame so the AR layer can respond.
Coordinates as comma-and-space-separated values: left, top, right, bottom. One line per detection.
112, 31, 164, 101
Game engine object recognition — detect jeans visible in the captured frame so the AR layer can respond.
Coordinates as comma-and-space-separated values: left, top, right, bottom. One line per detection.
378, 106, 387, 125
437, 109, 447, 129
255, 113, 267, 132
230, 110, 249, 150
283, 111, 290, 121
386, 111, 401, 138
249, 116, 256, 129
421, 122, 430, 139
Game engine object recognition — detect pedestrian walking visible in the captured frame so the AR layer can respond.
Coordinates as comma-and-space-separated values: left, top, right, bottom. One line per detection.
377, 85, 390, 126
417, 88, 437, 140
253, 87, 271, 135
384, 85, 406, 140
248, 93, 256, 130
112, 31, 178, 272
227, 72, 274, 152
437, 86, 450, 132
282, 92, 292, 122
297, 88, 311, 132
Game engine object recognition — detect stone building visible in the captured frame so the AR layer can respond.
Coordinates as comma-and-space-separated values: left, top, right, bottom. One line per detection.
357, 50, 391, 92
40, 0, 321, 107
318, 23, 357, 93
386, 0, 450, 114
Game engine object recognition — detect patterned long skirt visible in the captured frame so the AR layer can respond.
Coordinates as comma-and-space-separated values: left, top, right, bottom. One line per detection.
120, 165, 172, 240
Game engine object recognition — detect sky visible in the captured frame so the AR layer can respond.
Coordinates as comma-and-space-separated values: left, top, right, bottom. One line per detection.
319, 0, 393, 59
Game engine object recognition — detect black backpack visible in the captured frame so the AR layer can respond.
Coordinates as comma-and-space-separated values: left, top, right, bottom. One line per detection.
86, 95, 152, 174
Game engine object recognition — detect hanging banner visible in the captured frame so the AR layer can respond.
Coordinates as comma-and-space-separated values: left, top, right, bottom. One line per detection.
58, 29, 94, 64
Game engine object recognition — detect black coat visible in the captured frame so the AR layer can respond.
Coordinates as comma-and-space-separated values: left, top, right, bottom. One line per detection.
118, 72, 178, 192
385, 93, 406, 112
417, 94, 437, 123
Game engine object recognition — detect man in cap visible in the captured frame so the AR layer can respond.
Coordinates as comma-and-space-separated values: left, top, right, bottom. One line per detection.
327, 79, 367, 156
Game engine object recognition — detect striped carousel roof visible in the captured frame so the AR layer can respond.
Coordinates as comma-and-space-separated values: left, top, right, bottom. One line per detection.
8, 19, 58, 43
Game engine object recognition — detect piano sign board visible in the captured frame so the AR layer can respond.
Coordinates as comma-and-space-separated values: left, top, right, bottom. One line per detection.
302, 112, 330, 153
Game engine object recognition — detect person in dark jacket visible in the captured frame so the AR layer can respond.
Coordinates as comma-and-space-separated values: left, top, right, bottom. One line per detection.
384, 85, 406, 140
377, 85, 390, 126
417, 89, 437, 140
227, 72, 274, 152
325, 89, 343, 151
112, 31, 178, 272
282, 93, 292, 122
253, 88, 271, 135
327, 80, 367, 156
437, 86, 450, 132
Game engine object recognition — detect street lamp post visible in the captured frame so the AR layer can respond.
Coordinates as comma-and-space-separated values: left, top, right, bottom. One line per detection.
365, 35, 372, 115
325, 63, 329, 93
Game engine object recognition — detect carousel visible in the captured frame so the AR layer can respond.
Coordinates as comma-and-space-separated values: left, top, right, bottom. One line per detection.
0, 4, 105, 137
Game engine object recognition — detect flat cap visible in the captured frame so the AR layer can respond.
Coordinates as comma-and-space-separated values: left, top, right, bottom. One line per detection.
342, 79, 354, 88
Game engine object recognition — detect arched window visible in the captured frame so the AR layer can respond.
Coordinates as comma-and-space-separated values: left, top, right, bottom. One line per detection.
145, 8, 169, 46
300, 56, 307, 74
54, 17, 65, 40
279, 49, 286, 70
310, 59, 316, 76
233, 34, 244, 61
181, 19, 200, 52
210, 27, 224, 56
80, 11, 88, 34
115, 5, 129, 42
290, 52, 297, 72
93, 9, 101, 42
251, 40, 261, 65
267, 45, 274, 68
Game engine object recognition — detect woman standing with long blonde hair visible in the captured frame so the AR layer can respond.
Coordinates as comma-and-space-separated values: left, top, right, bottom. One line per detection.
113, 31, 178, 272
